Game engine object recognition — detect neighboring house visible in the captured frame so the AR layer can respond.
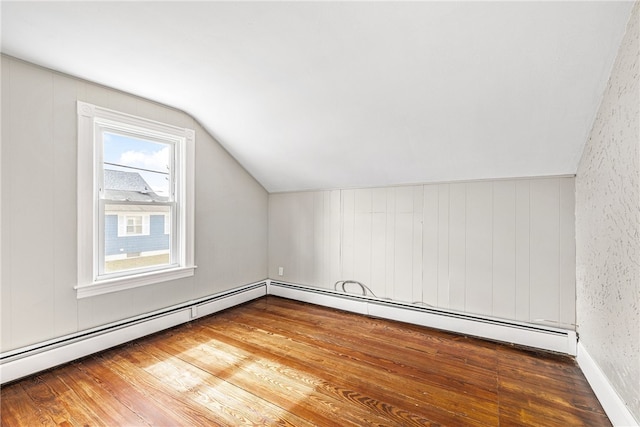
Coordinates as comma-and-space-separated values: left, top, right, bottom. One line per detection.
103, 169, 170, 261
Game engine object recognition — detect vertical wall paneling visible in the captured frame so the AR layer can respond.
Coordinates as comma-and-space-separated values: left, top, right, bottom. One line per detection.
529, 179, 561, 324
341, 189, 355, 280
84, 83, 111, 112
370, 188, 387, 297
327, 190, 342, 287
492, 181, 517, 320
313, 191, 326, 287
52, 73, 80, 337
78, 289, 137, 331
392, 187, 414, 302
559, 177, 576, 328
437, 184, 450, 308
9, 60, 56, 348
384, 187, 396, 299
267, 176, 576, 328
302, 194, 315, 284
422, 185, 439, 306
1, 56, 12, 349
465, 182, 493, 316
267, 193, 283, 279
448, 183, 466, 311
353, 189, 373, 289
267, 193, 285, 279
515, 180, 531, 321
2, 57, 269, 352
411, 186, 423, 304
296, 192, 315, 284
195, 121, 268, 292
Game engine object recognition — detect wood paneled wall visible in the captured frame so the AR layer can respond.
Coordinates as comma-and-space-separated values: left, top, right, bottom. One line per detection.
269, 177, 575, 327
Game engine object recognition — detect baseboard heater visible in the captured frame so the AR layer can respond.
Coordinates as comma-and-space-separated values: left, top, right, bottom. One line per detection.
0, 281, 267, 385
1, 279, 576, 385
268, 280, 577, 356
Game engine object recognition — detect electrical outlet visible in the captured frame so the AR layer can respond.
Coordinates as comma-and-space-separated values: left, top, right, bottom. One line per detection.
278, 267, 284, 276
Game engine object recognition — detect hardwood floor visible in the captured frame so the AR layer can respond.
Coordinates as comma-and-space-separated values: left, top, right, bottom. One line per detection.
1, 296, 610, 426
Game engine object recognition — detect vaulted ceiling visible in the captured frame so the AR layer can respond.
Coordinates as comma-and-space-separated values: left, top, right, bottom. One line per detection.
1, 1, 633, 192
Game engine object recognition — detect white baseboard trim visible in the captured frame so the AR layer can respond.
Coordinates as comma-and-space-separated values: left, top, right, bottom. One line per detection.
0, 281, 267, 385
6, 278, 635, 425
577, 342, 639, 427
268, 280, 577, 355
0, 279, 583, 386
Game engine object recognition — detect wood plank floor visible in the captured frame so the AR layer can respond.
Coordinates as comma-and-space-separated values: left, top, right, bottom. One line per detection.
1, 296, 610, 426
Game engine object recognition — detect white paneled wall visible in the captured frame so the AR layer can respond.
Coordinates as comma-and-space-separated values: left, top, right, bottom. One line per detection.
269, 176, 576, 327
1, 56, 268, 352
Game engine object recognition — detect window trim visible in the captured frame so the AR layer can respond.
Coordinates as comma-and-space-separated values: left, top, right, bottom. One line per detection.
76, 101, 195, 299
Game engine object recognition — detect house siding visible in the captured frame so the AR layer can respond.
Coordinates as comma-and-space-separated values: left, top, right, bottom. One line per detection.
105, 215, 169, 256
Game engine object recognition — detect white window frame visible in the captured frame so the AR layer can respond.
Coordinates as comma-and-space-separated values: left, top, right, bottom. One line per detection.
76, 101, 195, 299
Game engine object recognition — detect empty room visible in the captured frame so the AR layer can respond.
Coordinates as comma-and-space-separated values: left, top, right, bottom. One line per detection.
1, 1, 638, 426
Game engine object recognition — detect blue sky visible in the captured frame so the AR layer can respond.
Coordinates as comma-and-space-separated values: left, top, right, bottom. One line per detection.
103, 132, 171, 196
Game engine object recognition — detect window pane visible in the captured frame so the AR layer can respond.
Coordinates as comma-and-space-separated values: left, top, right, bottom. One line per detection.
104, 204, 172, 274
103, 132, 172, 201
124, 215, 144, 235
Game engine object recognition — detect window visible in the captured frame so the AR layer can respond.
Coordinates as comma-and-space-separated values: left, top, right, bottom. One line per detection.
117, 214, 150, 237
76, 101, 195, 298
126, 215, 143, 235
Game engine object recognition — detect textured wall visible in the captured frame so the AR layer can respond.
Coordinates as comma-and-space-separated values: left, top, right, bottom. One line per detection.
1, 56, 268, 352
575, 2, 640, 421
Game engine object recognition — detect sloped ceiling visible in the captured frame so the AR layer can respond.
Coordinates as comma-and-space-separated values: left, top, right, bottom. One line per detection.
1, 1, 633, 192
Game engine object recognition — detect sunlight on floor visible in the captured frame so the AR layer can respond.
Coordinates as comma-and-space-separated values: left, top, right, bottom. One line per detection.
145, 338, 318, 423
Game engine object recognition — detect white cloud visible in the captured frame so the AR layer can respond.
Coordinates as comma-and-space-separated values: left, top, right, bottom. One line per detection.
119, 146, 170, 172
117, 146, 170, 195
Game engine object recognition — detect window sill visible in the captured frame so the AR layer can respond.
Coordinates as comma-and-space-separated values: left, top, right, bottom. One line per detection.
75, 266, 196, 299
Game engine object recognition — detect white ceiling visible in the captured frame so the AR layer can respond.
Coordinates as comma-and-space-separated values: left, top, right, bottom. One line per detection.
1, 1, 634, 192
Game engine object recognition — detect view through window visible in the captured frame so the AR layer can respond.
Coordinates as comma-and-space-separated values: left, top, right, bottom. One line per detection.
101, 132, 175, 275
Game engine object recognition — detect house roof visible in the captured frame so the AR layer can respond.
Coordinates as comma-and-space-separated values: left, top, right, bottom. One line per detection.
1, 2, 634, 192
104, 169, 168, 203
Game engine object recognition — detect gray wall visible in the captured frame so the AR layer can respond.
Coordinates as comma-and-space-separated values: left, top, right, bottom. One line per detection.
576, 2, 639, 421
1, 56, 268, 352
269, 177, 576, 326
